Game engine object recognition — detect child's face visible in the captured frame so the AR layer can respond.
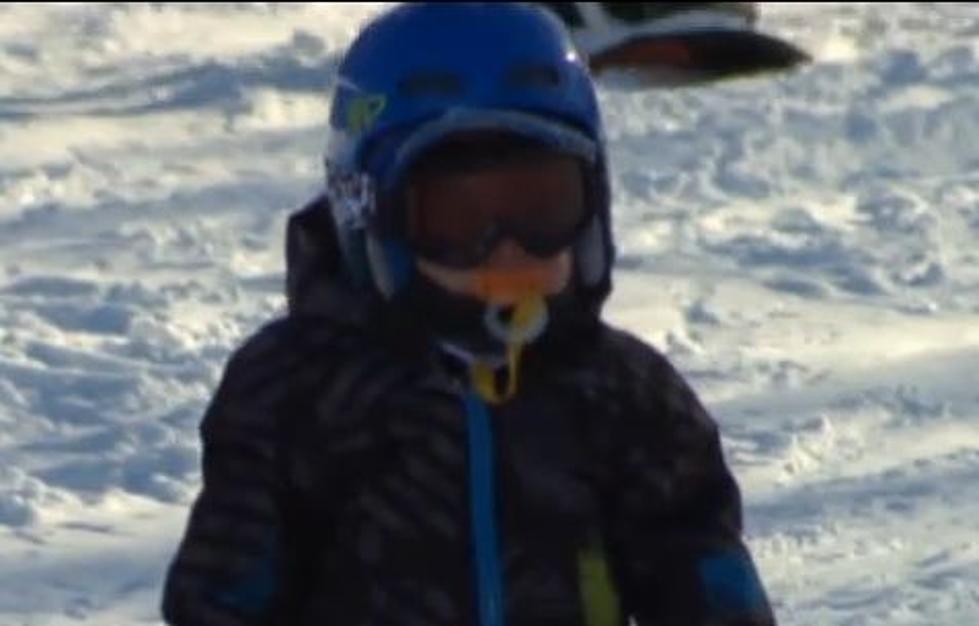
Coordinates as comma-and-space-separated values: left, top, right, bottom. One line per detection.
405, 154, 585, 306
417, 240, 573, 306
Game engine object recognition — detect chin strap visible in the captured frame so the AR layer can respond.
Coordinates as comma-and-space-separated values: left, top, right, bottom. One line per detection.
469, 295, 547, 405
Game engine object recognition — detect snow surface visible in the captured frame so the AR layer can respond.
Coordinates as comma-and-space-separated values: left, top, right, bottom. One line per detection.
1, 3, 977, 625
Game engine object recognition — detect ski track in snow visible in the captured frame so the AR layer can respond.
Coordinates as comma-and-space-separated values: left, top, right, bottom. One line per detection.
1, 3, 978, 625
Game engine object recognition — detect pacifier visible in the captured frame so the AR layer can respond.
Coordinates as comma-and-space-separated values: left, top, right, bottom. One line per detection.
470, 294, 548, 405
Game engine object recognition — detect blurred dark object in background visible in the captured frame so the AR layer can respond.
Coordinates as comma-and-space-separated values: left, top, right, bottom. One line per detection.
537, 2, 811, 85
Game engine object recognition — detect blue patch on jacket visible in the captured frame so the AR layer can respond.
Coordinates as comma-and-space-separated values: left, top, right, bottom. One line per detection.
214, 542, 280, 616
698, 550, 770, 616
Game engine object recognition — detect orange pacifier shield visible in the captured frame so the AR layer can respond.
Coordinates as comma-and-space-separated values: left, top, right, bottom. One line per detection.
470, 266, 559, 306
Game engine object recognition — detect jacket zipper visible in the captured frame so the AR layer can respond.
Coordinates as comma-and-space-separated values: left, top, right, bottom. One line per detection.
464, 391, 505, 626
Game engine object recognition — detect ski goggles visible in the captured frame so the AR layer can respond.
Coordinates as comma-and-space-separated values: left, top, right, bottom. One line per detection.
402, 153, 592, 269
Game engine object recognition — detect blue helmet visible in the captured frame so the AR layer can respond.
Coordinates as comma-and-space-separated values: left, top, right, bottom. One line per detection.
324, 2, 614, 299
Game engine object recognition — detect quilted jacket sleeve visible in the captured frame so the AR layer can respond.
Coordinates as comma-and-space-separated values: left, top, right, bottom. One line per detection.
603, 334, 776, 626
161, 321, 326, 626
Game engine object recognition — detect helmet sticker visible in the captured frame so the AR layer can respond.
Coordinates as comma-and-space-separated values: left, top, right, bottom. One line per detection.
346, 94, 388, 135
324, 160, 376, 230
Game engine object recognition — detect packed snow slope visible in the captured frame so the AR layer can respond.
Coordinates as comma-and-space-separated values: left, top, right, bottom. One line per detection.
0, 3, 977, 625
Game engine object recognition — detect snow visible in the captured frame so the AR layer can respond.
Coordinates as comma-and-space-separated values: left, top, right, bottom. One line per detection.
1, 2, 978, 624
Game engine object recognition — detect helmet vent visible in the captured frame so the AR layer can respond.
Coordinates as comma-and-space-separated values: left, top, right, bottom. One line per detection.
506, 64, 562, 90
398, 72, 464, 98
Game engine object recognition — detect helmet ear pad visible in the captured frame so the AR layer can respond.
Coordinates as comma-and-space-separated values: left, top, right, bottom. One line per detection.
574, 215, 606, 288
572, 157, 614, 290
366, 234, 414, 299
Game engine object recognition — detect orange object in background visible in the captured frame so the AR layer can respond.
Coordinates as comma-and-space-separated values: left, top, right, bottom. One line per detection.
588, 30, 811, 84
537, 2, 811, 86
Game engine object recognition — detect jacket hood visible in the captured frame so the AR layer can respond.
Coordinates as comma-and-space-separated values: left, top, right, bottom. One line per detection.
285, 195, 379, 326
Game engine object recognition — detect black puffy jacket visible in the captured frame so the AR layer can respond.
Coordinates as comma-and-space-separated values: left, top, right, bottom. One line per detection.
162, 197, 776, 626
